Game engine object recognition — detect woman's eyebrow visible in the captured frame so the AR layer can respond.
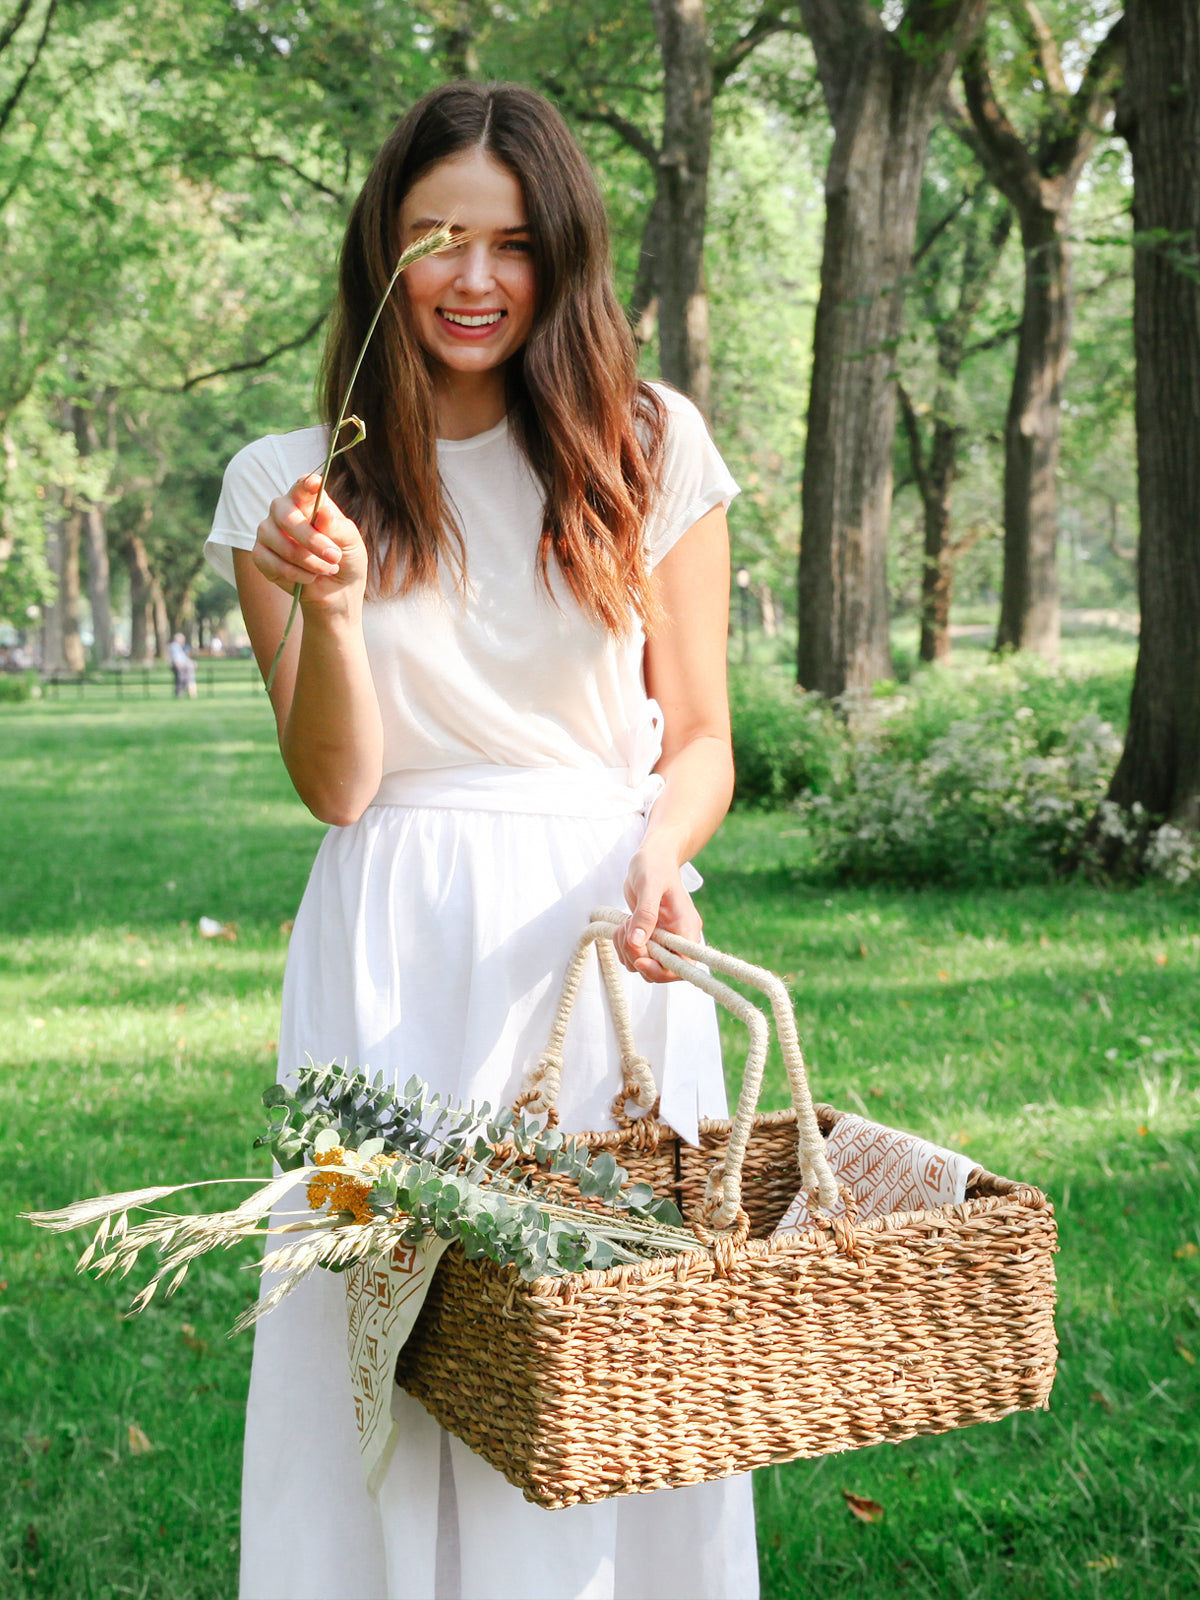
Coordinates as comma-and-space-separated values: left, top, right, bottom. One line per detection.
407, 216, 530, 235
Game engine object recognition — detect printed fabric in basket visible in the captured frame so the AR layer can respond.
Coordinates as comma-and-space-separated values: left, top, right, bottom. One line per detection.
772, 1112, 976, 1235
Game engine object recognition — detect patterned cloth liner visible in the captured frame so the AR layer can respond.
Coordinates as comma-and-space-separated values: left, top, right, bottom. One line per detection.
772, 1113, 976, 1236
344, 1236, 449, 1494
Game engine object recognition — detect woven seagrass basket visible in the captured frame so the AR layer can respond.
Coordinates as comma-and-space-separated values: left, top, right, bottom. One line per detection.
394, 910, 1058, 1509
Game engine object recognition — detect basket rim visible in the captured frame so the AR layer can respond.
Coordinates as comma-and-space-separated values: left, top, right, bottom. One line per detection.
430, 1181, 1055, 1305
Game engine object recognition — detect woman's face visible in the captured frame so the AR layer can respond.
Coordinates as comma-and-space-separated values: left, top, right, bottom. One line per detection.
398, 149, 537, 385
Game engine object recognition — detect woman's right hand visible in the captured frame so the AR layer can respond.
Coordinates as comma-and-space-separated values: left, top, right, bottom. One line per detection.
253, 474, 369, 616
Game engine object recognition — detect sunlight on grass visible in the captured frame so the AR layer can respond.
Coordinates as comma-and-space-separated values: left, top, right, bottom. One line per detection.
3, 687, 1198, 1599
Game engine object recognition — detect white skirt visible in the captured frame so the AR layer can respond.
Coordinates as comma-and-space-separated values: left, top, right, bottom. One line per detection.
240, 766, 760, 1600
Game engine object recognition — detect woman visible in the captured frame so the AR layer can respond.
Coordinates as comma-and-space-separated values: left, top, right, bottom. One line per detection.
206, 81, 757, 1600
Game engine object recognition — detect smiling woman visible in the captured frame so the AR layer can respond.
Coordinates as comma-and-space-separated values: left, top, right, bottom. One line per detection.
399, 153, 537, 413
203, 80, 750, 1600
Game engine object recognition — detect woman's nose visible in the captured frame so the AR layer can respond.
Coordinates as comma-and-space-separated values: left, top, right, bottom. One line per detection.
454, 243, 495, 294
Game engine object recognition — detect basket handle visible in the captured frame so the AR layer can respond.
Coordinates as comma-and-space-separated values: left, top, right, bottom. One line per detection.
514, 908, 838, 1224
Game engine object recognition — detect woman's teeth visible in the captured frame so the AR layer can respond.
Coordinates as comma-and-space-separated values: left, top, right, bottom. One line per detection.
441, 310, 504, 327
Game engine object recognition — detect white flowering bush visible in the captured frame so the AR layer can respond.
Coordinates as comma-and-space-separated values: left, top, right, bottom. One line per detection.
731, 658, 1198, 886
801, 700, 1124, 884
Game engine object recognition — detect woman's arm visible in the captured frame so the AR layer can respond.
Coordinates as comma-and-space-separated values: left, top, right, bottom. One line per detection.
614, 502, 734, 983
235, 475, 384, 827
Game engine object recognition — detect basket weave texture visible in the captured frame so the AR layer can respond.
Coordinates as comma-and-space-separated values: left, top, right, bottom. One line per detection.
394, 916, 1058, 1509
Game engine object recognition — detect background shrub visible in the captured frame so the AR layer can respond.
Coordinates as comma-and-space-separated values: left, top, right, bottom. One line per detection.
727, 669, 846, 810
0, 670, 37, 703
724, 656, 1192, 887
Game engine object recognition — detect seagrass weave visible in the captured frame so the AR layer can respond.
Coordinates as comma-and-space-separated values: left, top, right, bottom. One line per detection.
393, 914, 1058, 1509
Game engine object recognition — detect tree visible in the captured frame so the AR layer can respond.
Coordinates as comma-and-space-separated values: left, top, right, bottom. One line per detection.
1101, 0, 1200, 840
950, 3, 1124, 658
543, 1, 804, 418
795, 0, 989, 698
898, 178, 1013, 661
649, 0, 716, 411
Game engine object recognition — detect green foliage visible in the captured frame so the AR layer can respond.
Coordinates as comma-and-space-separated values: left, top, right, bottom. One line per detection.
726, 650, 1189, 888
0, 669, 37, 702
729, 666, 846, 809
258, 1062, 685, 1281
805, 658, 1141, 886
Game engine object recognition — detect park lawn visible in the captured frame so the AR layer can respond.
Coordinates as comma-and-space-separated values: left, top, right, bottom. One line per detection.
2, 690, 1198, 1600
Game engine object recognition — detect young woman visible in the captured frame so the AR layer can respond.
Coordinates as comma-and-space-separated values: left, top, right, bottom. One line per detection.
206, 81, 757, 1600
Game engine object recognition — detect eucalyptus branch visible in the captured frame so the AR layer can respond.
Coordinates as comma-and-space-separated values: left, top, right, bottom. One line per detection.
24, 1064, 701, 1333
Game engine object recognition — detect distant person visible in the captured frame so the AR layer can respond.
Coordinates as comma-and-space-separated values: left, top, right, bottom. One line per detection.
168, 633, 196, 699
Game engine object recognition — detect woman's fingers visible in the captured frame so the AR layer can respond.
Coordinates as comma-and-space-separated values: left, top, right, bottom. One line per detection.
615, 875, 702, 985
253, 477, 362, 592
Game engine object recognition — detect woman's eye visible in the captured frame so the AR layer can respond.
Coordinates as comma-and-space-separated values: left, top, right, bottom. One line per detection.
503, 239, 532, 253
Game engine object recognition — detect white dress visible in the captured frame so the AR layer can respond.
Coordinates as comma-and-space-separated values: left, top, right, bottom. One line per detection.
207, 385, 759, 1600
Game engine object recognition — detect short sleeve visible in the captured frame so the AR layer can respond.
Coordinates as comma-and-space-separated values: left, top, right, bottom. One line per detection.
205, 426, 326, 586
644, 385, 740, 568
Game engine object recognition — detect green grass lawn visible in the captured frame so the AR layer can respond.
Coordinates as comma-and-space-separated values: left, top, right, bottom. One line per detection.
2, 689, 1198, 1599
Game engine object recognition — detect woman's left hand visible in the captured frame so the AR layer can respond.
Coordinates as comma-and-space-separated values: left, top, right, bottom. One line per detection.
614, 836, 702, 983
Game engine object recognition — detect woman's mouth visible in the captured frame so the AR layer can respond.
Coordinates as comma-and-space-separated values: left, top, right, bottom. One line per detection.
437, 309, 507, 338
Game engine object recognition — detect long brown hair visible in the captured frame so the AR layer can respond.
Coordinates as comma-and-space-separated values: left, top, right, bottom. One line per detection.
319, 82, 666, 635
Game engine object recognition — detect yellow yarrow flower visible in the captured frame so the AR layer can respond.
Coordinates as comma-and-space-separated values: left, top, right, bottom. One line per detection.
306, 1145, 395, 1226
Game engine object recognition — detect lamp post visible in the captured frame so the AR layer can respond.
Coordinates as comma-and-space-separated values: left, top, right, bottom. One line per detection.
736, 566, 751, 664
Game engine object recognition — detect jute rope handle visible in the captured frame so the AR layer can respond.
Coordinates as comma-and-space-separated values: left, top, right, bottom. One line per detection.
514, 921, 660, 1125
515, 910, 838, 1225
595, 908, 840, 1216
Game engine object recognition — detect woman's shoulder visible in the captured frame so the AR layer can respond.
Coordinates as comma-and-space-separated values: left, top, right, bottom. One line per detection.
641, 383, 722, 475
644, 381, 708, 435
222, 424, 329, 489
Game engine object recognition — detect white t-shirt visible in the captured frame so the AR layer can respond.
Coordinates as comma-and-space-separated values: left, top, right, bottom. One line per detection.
206, 383, 737, 780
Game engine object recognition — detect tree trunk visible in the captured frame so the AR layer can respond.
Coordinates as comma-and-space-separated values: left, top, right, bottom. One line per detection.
758, 583, 778, 639
82, 503, 113, 662
1104, 0, 1200, 836
994, 216, 1070, 656
150, 573, 169, 661
919, 406, 959, 662
69, 401, 115, 664
437, 0, 480, 78
796, 1, 989, 697
123, 532, 155, 664
629, 188, 666, 349
905, 190, 1011, 663
957, 15, 1124, 659
45, 506, 85, 672
798, 60, 918, 694
650, 0, 713, 418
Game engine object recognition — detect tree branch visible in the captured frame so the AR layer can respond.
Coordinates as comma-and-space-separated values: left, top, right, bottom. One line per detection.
235, 147, 346, 204
0, 0, 36, 60
712, 7, 804, 90
942, 87, 989, 166
1011, 0, 1067, 97
0, 0, 56, 143
960, 31, 1043, 209
540, 78, 659, 168
1041, 15, 1124, 186
896, 380, 930, 504
913, 185, 977, 267
172, 309, 329, 394
962, 318, 1020, 358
